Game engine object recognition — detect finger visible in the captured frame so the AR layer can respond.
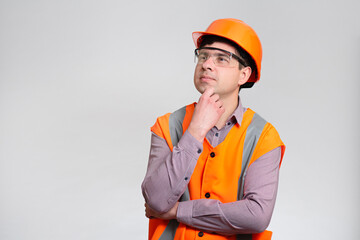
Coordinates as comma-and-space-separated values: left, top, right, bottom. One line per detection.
145, 208, 151, 218
146, 205, 157, 218
211, 93, 220, 102
203, 87, 214, 97
145, 203, 150, 217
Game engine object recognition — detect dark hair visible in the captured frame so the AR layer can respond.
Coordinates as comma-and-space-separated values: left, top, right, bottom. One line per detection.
198, 35, 256, 89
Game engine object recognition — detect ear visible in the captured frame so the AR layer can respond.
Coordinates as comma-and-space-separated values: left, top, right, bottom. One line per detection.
237, 66, 252, 86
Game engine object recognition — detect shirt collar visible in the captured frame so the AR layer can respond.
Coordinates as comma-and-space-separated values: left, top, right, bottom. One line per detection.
227, 96, 245, 126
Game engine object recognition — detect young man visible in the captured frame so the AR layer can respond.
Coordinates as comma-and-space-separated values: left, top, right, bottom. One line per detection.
142, 18, 285, 240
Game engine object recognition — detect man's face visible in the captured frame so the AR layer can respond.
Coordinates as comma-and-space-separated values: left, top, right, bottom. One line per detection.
193, 42, 245, 98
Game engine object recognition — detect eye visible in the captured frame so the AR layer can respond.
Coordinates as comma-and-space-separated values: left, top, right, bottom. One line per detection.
198, 53, 208, 61
216, 55, 230, 63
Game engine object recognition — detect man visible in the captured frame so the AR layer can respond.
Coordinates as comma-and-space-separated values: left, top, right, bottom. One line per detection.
142, 18, 285, 240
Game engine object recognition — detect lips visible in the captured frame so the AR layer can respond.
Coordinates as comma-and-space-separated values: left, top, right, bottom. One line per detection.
200, 75, 215, 82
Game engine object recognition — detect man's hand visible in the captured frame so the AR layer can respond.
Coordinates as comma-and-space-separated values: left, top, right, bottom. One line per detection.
188, 88, 225, 142
145, 202, 179, 220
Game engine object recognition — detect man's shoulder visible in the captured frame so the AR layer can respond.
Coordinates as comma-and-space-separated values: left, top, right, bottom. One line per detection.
242, 108, 281, 137
151, 103, 196, 146
156, 103, 196, 119
172, 102, 196, 114
244, 108, 278, 126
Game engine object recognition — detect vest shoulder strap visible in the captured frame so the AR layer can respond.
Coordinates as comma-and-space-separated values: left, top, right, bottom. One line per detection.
238, 109, 268, 200
151, 103, 195, 151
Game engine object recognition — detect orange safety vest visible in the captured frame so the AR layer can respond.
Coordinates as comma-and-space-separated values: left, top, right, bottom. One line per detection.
149, 103, 285, 240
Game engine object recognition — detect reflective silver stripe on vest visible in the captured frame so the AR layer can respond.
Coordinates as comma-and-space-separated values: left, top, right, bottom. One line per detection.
236, 113, 267, 240
159, 220, 179, 240
237, 112, 267, 200
159, 106, 189, 240
169, 106, 187, 147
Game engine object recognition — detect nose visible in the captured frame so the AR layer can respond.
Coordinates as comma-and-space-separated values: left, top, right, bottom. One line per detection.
201, 56, 215, 70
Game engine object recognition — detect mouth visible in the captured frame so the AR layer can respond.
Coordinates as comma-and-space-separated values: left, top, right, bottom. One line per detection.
200, 75, 215, 82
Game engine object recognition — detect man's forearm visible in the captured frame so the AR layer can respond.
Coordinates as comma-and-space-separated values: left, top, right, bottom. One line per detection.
176, 147, 281, 235
141, 131, 202, 213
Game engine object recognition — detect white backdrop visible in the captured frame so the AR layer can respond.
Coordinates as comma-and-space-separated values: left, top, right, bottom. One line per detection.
1, 0, 359, 239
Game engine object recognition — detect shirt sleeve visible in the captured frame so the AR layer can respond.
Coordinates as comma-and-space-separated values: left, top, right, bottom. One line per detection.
141, 130, 203, 213
176, 147, 282, 235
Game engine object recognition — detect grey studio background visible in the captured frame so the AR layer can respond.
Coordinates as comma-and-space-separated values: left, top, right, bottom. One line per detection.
1, 0, 359, 239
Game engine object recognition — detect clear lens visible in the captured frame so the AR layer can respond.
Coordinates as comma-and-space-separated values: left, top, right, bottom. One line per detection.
195, 47, 238, 67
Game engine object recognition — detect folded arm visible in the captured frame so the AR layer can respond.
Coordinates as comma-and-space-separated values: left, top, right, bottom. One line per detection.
176, 147, 282, 235
142, 128, 282, 235
141, 131, 202, 213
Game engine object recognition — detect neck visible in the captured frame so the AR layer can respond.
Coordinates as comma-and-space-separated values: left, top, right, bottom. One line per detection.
215, 93, 239, 129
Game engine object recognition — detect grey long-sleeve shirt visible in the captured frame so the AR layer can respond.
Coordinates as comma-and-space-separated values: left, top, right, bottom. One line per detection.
142, 99, 282, 235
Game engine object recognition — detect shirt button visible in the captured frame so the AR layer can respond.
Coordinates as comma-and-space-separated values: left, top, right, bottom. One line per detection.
185, 177, 188, 181
215, 132, 219, 137
198, 231, 204, 237
205, 192, 210, 198
197, 149, 202, 154
210, 152, 215, 158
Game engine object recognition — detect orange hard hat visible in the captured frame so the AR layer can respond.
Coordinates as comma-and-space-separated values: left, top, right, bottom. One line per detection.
192, 18, 262, 83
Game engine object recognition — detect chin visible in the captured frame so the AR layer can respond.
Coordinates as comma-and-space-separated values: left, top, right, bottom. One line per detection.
195, 87, 205, 94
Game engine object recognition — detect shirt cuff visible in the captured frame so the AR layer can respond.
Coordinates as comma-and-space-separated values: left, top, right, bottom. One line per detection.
176, 200, 194, 225
177, 130, 203, 159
